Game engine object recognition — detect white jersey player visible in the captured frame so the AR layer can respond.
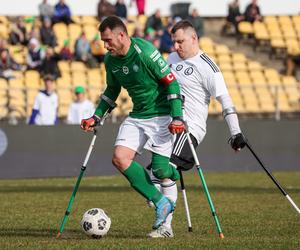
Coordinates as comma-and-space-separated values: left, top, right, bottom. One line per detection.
148, 20, 247, 238
67, 86, 94, 124
28, 74, 58, 125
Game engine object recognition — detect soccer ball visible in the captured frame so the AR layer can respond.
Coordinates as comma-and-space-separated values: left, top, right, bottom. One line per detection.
81, 208, 111, 238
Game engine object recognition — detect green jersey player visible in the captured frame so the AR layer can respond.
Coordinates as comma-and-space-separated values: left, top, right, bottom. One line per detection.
80, 16, 185, 233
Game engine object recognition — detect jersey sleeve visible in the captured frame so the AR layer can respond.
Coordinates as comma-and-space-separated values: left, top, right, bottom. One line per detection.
94, 56, 121, 117
206, 71, 229, 98
139, 41, 183, 117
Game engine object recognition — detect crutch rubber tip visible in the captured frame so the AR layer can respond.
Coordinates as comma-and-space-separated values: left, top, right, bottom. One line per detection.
188, 227, 193, 232
56, 232, 61, 238
219, 233, 224, 239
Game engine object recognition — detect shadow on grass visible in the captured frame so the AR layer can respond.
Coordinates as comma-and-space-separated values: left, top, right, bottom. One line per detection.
0, 185, 299, 193
0, 228, 145, 240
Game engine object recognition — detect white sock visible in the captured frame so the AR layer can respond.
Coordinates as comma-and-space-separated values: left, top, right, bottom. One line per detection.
161, 179, 178, 228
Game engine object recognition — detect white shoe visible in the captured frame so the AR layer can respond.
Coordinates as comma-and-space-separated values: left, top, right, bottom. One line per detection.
147, 225, 174, 238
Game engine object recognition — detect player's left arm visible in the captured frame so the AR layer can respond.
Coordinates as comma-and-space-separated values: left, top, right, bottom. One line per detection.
143, 48, 184, 134
210, 72, 247, 151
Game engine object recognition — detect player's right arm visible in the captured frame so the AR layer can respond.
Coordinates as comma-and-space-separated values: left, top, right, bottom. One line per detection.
81, 57, 121, 131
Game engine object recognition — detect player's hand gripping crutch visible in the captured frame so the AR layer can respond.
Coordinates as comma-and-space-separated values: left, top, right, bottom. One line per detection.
184, 125, 224, 239
57, 105, 116, 238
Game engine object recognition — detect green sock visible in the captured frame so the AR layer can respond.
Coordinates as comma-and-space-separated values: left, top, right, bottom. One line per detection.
123, 161, 163, 206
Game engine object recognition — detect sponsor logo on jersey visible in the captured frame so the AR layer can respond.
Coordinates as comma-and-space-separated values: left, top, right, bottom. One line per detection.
112, 68, 120, 73
158, 58, 166, 67
176, 64, 183, 71
122, 66, 129, 74
133, 64, 139, 72
161, 65, 169, 73
184, 67, 194, 75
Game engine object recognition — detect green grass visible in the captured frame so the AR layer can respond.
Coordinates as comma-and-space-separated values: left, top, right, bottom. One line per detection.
0, 171, 300, 250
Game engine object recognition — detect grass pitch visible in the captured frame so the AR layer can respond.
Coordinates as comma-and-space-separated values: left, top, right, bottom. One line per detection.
0, 171, 299, 250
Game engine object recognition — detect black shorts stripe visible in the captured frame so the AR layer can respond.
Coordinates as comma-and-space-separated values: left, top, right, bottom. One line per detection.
200, 54, 219, 73
161, 181, 176, 188
172, 133, 185, 155
175, 135, 187, 156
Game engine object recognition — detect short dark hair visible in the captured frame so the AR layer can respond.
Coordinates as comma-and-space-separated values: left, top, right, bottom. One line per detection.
171, 20, 196, 34
99, 16, 128, 35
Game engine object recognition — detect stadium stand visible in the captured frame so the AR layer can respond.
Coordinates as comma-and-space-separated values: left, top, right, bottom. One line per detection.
0, 14, 299, 122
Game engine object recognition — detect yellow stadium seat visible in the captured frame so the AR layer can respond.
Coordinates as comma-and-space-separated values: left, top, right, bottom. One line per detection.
25, 77, 41, 89
53, 23, 68, 39
0, 78, 8, 89
0, 107, 8, 119
264, 16, 278, 25
278, 16, 292, 26
26, 89, 39, 105
219, 62, 232, 72
285, 39, 300, 55
233, 61, 247, 71
72, 72, 87, 87
81, 16, 98, 26
57, 89, 72, 105
72, 15, 81, 24
0, 16, 8, 24
215, 45, 230, 55
238, 21, 253, 35
9, 78, 24, 89
68, 23, 82, 40
83, 24, 98, 41
58, 105, 69, 117
248, 61, 262, 71
199, 37, 214, 47
70, 61, 86, 72
218, 54, 231, 63
56, 76, 71, 88
232, 53, 247, 63
281, 76, 297, 86
58, 61, 70, 73
0, 23, 8, 39
87, 89, 100, 103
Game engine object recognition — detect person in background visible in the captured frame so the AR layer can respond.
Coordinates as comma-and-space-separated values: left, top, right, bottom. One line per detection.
29, 74, 58, 125
40, 17, 57, 48
223, 0, 244, 35
40, 47, 61, 80
67, 86, 94, 124
115, 0, 127, 20
75, 32, 97, 68
188, 8, 204, 38
0, 49, 23, 80
159, 24, 174, 53
26, 38, 45, 71
90, 34, 106, 63
52, 0, 73, 25
144, 9, 164, 35
59, 39, 73, 60
9, 16, 28, 45
38, 0, 54, 21
97, 0, 116, 21
244, 0, 262, 23
134, 0, 145, 16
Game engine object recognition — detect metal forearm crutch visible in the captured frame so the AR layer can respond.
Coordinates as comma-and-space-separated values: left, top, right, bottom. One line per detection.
57, 106, 115, 238
179, 170, 193, 232
246, 141, 300, 215
185, 126, 224, 239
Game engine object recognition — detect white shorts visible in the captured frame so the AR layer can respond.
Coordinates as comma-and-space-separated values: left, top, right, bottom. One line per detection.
115, 116, 174, 157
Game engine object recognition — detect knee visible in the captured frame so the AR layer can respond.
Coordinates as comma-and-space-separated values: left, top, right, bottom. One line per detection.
112, 146, 134, 172
152, 167, 171, 179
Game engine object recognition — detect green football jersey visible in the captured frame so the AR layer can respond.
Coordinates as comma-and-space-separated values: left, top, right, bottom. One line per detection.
95, 37, 182, 119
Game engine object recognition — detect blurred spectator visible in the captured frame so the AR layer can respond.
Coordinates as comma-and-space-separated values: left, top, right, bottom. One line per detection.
134, 0, 145, 16
159, 24, 173, 53
285, 55, 300, 77
0, 39, 8, 53
144, 27, 156, 42
152, 36, 161, 50
67, 86, 94, 124
40, 18, 57, 47
90, 34, 106, 63
52, 0, 73, 25
40, 47, 61, 80
0, 49, 23, 80
115, 0, 127, 20
26, 38, 45, 71
132, 26, 144, 38
222, 0, 244, 35
244, 0, 262, 23
75, 32, 97, 68
38, 0, 54, 21
144, 9, 164, 34
188, 8, 204, 38
28, 74, 58, 125
59, 39, 73, 60
9, 16, 28, 45
97, 0, 116, 21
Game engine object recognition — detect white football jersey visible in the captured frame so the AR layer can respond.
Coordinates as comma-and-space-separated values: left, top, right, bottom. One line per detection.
67, 100, 94, 124
168, 51, 228, 143
32, 91, 58, 125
